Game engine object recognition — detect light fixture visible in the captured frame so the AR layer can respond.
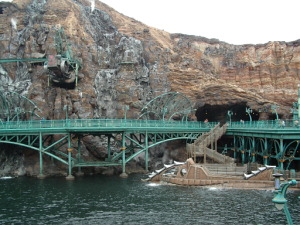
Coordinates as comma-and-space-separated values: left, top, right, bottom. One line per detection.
271, 179, 298, 225
272, 192, 287, 210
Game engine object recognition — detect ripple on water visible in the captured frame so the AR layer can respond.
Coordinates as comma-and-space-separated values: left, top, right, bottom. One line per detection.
0, 175, 299, 225
146, 182, 161, 187
0, 176, 14, 180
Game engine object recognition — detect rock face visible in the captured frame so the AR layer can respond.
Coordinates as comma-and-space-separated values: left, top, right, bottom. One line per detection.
0, 0, 299, 176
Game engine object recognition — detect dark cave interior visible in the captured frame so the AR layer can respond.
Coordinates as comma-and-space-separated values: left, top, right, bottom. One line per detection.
195, 102, 260, 123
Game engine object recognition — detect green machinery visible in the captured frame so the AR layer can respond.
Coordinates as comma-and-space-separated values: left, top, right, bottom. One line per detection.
44, 28, 81, 86
0, 28, 81, 87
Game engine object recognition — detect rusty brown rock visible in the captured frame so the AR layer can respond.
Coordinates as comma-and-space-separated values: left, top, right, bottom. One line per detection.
1, 0, 300, 176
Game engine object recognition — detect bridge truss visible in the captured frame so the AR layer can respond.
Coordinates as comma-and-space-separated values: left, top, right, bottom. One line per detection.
0, 119, 206, 179
232, 136, 300, 170
227, 120, 300, 171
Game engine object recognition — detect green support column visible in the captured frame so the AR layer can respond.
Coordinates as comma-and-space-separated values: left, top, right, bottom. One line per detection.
241, 151, 245, 166
233, 136, 237, 159
145, 131, 149, 172
279, 139, 284, 170
264, 138, 269, 165
37, 133, 46, 179
251, 138, 255, 163
251, 153, 256, 163
240, 136, 245, 166
120, 132, 128, 178
66, 133, 75, 180
264, 156, 269, 165
107, 135, 111, 161
76, 136, 84, 176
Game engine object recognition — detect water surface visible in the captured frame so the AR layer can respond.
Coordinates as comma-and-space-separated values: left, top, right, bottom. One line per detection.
0, 175, 299, 225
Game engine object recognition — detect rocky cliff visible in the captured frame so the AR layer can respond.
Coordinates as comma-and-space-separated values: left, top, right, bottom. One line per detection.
0, 0, 299, 176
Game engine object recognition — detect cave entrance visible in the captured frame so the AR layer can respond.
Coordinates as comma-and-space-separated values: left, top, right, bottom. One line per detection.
195, 103, 259, 123
0, 7, 4, 14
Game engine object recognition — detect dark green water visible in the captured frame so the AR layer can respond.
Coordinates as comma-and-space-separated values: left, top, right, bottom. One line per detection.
0, 175, 299, 225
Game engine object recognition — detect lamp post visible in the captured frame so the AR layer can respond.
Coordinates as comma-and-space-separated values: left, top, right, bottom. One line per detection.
272, 179, 298, 225
64, 105, 70, 127
64, 105, 69, 120
246, 107, 252, 122
271, 104, 279, 121
291, 103, 298, 121
123, 105, 129, 121
227, 110, 233, 125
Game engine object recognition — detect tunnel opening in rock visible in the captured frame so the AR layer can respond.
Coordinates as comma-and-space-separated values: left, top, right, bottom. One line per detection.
52, 82, 76, 89
196, 103, 259, 123
0, 7, 4, 14
268, 113, 284, 120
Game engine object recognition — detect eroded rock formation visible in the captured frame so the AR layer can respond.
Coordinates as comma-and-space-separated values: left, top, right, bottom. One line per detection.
0, 0, 299, 176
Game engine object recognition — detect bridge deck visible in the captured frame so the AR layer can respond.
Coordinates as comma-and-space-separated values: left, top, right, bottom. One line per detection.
0, 119, 299, 138
0, 119, 215, 135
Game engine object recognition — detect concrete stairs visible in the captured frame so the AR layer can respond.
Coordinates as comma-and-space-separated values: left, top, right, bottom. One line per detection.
143, 161, 184, 181
243, 165, 276, 180
203, 163, 247, 177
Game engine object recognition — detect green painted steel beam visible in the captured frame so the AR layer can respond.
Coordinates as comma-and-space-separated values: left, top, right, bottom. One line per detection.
0, 58, 47, 63
73, 162, 121, 167
1, 119, 300, 138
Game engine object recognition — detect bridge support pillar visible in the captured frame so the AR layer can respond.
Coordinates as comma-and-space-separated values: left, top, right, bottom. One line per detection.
279, 139, 284, 170
66, 148, 75, 180
263, 156, 269, 165
66, 134, 75, 180
251, 153, 256, 163
233, 136, 237, 159
145, 131, 149, 172
120, 133, 128, 178
107, 135, 111, 161
233, 149, 236, 159
76, 136, 84, 176
37, 152, 46, 178
241, 151, 245, 166
38, 133, 46, 179
263, 138, 268, 165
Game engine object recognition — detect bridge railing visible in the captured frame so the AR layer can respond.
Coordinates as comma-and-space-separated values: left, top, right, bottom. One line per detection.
229, 119, 299, 129
1, 119, 298, 130
0, 119, 219, 130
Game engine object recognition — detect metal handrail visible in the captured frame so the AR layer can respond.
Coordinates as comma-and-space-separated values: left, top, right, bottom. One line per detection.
0, 119, 219, 130
0, 119, 299, 131
229, 119, 299, 129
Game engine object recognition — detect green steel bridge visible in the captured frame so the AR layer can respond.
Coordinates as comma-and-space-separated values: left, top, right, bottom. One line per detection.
0, 118, 300, 179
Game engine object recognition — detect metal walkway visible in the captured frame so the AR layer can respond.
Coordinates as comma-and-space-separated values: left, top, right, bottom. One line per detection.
0, 119, 300, 178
